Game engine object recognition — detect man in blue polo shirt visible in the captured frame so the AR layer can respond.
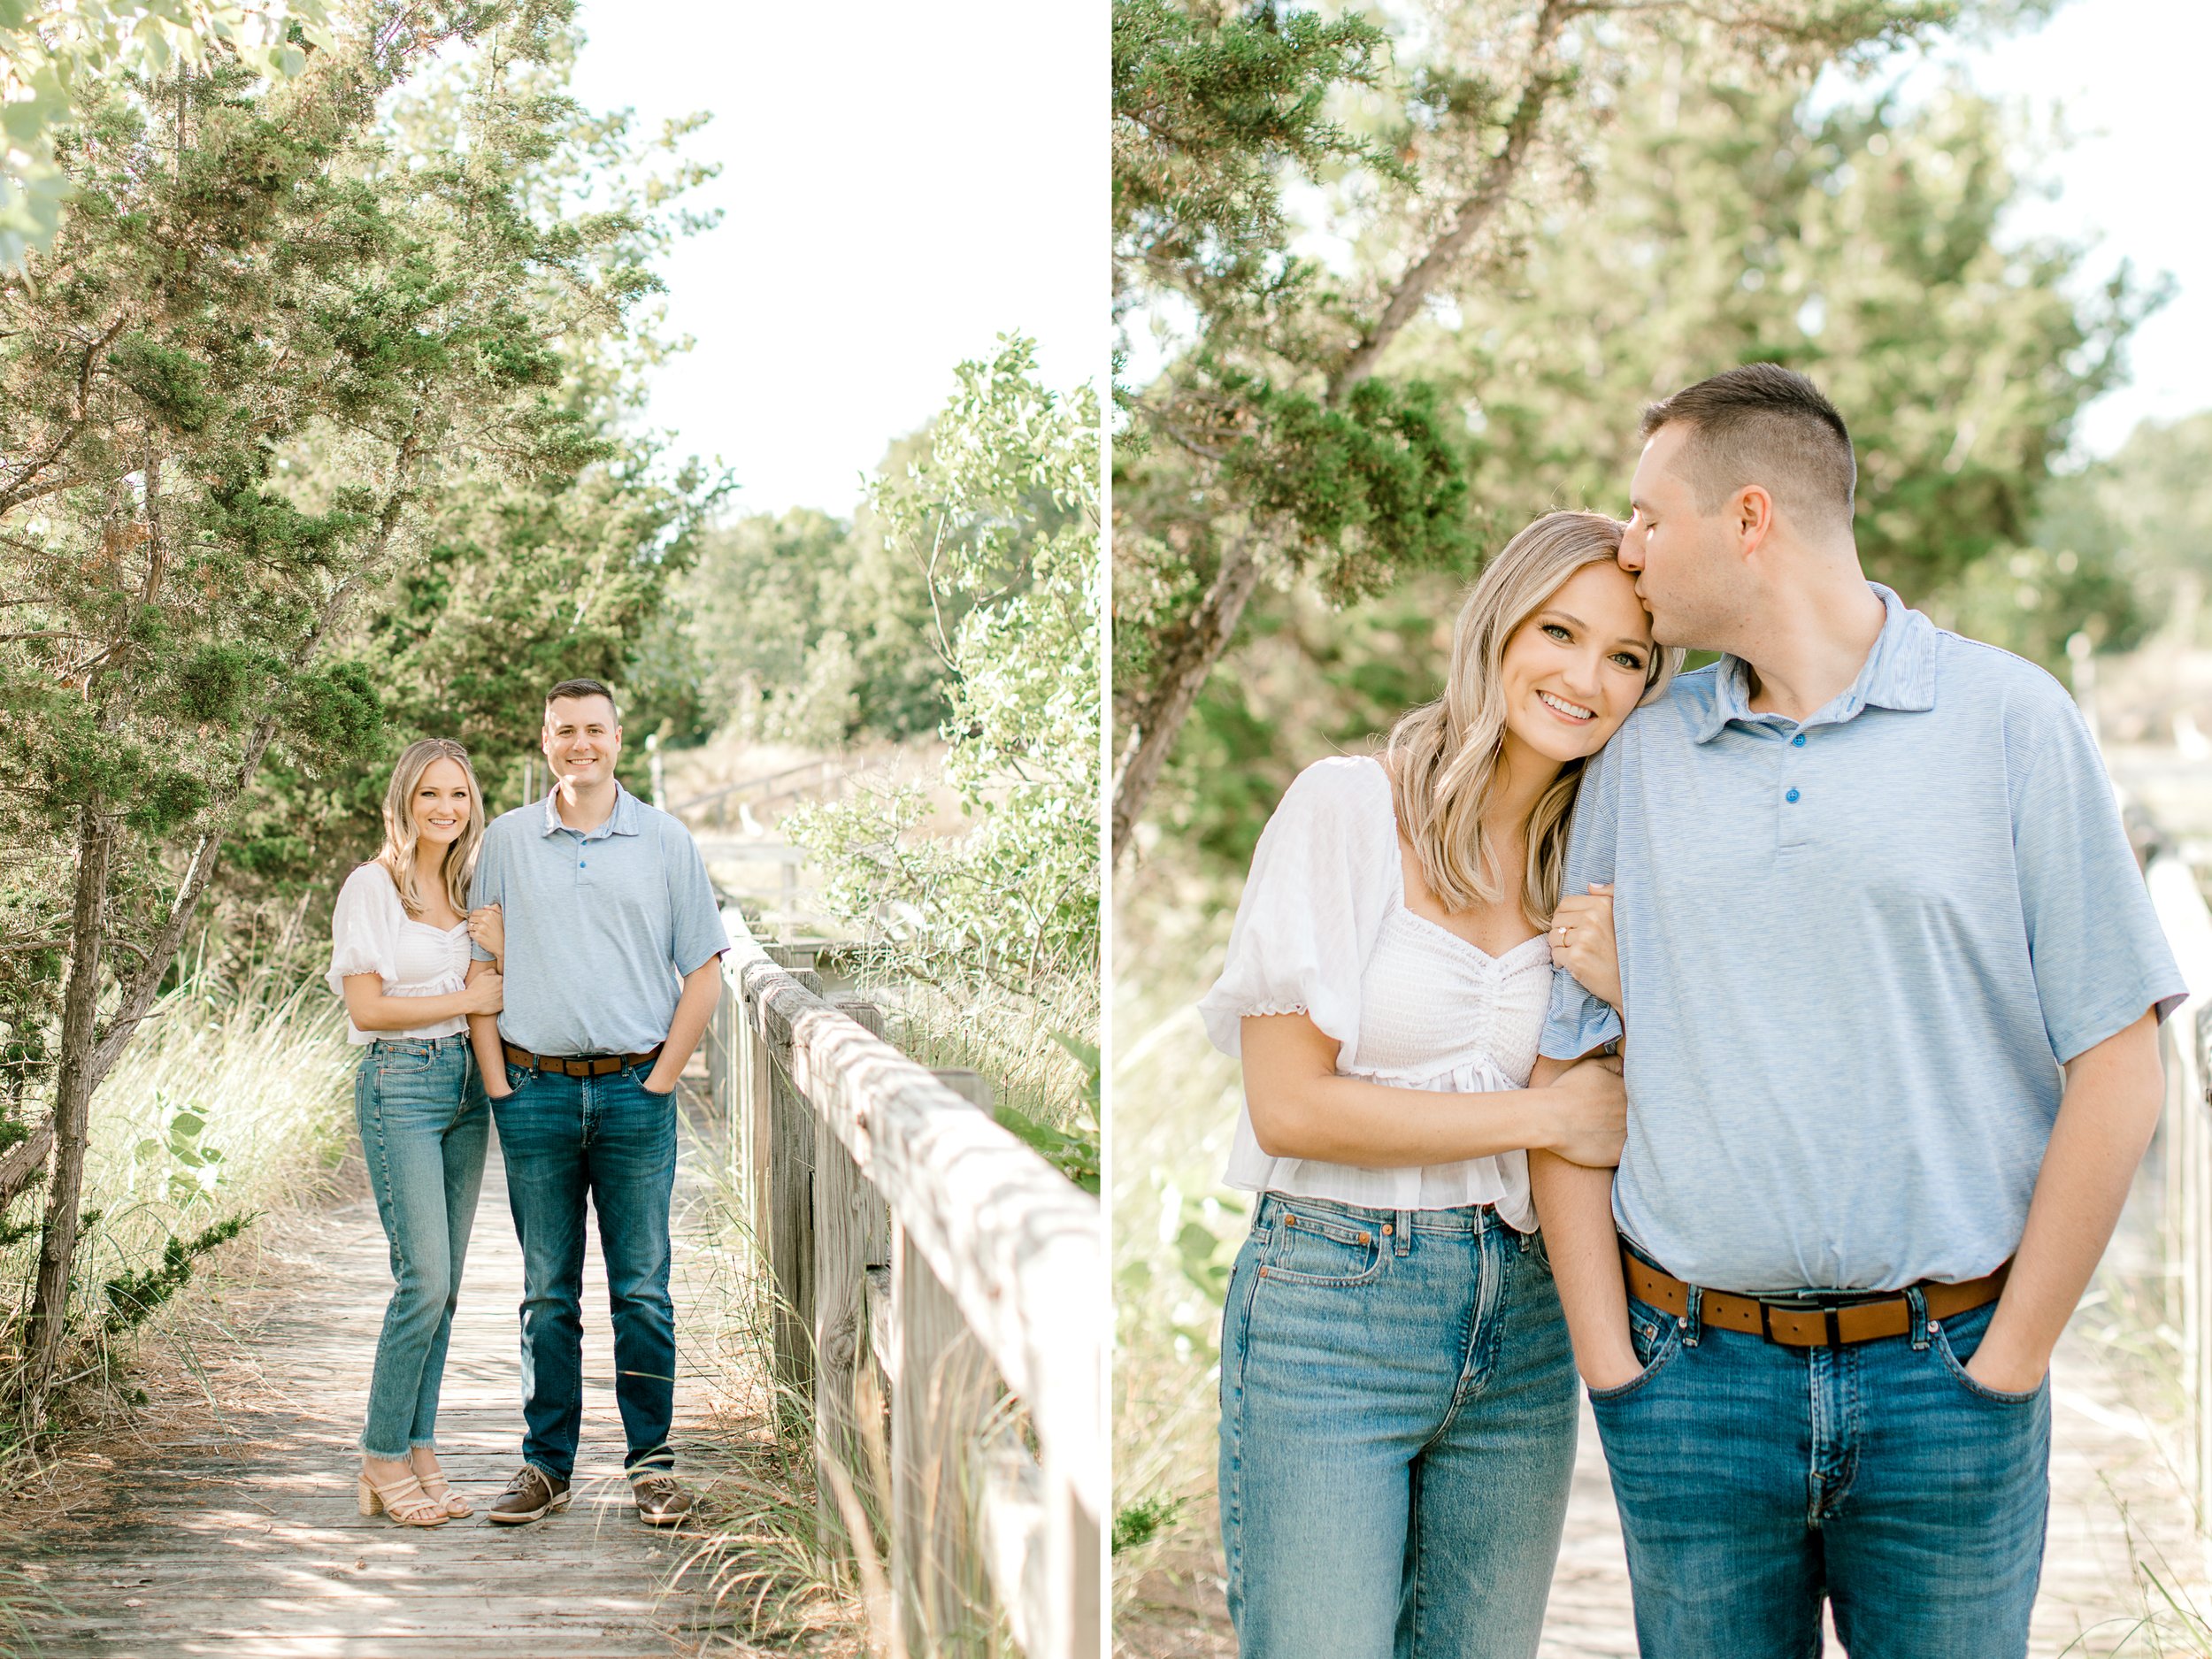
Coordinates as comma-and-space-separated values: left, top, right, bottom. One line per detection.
463, 677, 729, 1526
1530, 365, 2185, 1656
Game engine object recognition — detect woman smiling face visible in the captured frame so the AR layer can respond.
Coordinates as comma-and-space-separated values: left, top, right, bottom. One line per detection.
1494, 559, 1657, 775
411, 756, 474, 850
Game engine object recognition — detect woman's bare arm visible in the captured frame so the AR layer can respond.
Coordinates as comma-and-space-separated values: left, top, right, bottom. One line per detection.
1241, 1012, 1626, 1169
342, 970, 501, 1033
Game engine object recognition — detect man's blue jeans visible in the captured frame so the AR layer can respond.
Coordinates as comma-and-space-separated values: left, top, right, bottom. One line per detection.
1591, 1279, 2049, 1658
1218, 1194, 1578, 1659
355, 1036, 489, 1460
493, 1061, 679, 1482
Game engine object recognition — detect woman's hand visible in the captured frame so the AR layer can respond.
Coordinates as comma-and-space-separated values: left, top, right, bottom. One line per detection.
461, 971, 503, 1016
1537, 1057, 1627, 1168
1549, 883, 1621, 1012
467, 902, 503, 962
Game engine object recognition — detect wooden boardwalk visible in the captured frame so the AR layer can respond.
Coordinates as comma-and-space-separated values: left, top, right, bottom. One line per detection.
6, 1088, 778, 1658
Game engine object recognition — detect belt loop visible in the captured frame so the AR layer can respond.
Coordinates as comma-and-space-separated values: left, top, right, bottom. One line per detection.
1682, 1282, 1703, 1347
1394, 1210, 1412, 1257
1906, 1285, 1930, 1351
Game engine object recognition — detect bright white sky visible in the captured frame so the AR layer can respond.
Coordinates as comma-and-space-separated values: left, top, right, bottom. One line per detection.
1883, 0, 2212, 457
567, 1, 1103, 518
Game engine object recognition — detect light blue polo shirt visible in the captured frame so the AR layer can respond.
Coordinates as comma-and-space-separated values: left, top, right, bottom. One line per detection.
469, 784, 730, 1056
1540, 584, 2185, 1294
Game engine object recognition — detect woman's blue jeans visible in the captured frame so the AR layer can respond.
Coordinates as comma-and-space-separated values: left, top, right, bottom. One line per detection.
1591, 1280, 2049, 1657
1218, 1194, 1578, 1659
355, 1035, 489, 1460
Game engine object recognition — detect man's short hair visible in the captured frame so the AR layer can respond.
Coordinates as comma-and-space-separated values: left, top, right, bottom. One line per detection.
1640, 364, 1856, 532
544, 677, 620, 726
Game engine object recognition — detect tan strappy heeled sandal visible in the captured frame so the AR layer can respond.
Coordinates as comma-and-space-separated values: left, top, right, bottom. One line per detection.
415, 1465, 472, 1519
357, 1465, 452, 1527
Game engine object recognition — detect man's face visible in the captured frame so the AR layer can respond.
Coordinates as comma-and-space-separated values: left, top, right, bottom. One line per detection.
541, 695, 621, 790
1621, 422, 1737, 649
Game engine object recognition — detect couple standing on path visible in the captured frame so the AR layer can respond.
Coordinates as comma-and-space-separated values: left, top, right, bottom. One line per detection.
326, 678, 730, 1532
1202, 365, 2188, 1657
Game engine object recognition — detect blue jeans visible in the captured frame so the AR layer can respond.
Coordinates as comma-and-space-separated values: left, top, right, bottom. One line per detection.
1218, 1194, 1578, 1659
492, 1060, 679, 1481
356, 1036, 489, 1460
1590, 1279, 2050, 1658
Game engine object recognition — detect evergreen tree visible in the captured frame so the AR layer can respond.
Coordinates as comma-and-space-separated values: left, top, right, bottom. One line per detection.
0, 0, 667, 1403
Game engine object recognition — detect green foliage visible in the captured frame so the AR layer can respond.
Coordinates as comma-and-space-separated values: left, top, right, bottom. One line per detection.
0, 1, 335, 265
787, 336, 1101, 994
1111, 1493, 1187, 1555
1111, 0, 1398, 322
101, 1212, 254, 1333
667, 488, 965, 750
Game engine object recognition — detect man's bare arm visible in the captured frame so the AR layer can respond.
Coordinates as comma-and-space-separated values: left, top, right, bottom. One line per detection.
1967, 1009, 2164, 1393
465, 956, 511, 1100
1529, 1052, 1641, 1391
645, 956, 726, 1095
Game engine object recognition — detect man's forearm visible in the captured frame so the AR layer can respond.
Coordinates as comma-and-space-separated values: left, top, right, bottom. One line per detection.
647, 957, 726, 1093
1528, 1053, 1640, 1390
468, 1009, 507, 1094
1529, 1147, 1640, 1388
1973, 1010, 2164, 1391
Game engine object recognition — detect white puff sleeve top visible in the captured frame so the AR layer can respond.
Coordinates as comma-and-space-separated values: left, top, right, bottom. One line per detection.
1196, 756, 1552, 1226
326, 863, 472, 1046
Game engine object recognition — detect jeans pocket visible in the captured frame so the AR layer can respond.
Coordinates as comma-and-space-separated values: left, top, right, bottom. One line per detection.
1932, 1314, 2044, 1406
1259, 1208, 1386, 1287
1588, 1294, 1684, 1405
375, 1043, 434, 1078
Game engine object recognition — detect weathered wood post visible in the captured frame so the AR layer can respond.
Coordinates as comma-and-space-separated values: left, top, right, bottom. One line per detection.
893, 1071, 1001, 1656
816, 995, 893, 1557
761, 964, 825, 1407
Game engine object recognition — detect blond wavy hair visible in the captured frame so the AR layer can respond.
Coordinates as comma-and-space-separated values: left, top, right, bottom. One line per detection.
373, 738, 485, 919
1384, 511, 1681, 926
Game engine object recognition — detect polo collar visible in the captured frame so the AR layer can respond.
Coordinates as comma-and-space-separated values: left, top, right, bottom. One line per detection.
537, 781, 644, 841
1693, 582, 1937, 744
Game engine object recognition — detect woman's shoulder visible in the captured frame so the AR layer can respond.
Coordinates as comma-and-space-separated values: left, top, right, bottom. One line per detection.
337, 861, 402, 907
1277, 753, 1394, 829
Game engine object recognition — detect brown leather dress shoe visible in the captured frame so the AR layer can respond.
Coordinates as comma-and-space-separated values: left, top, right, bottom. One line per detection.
487, 1463, 571, 1525
631, 1471, 693, 1526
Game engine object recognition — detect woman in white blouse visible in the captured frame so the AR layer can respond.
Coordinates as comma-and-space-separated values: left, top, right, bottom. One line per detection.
1197, 511, 1678, 1658
327, 738, 504, 1527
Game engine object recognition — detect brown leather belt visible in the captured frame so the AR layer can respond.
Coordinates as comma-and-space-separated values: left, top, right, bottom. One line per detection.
1621, 1241, 2009, 1348
502, 1041, 663, 1079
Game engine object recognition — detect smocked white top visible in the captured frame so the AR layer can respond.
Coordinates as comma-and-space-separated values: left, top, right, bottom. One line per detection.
326, 862, 472, 1047
1196, 756, 1552, 1226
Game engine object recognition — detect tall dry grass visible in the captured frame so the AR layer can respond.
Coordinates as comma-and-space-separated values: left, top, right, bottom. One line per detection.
0, 960, 355, 1471
1111, 884, 1245, 1608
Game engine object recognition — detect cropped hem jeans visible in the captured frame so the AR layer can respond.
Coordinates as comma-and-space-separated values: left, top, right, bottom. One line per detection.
356, 1035, 489, 1461
1218, 1192, 1578, 1659
1591, 1274, 2050, 1658
493, 1060, 680, 1481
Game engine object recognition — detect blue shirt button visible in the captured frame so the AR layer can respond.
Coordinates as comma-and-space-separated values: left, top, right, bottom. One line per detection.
1792, 734, 1806, 747
1786, 788, 1801, 803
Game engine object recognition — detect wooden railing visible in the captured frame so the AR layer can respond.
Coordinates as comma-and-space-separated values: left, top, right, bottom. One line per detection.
2148, 853, 2212, 1541
702, 908, 1102, 1657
